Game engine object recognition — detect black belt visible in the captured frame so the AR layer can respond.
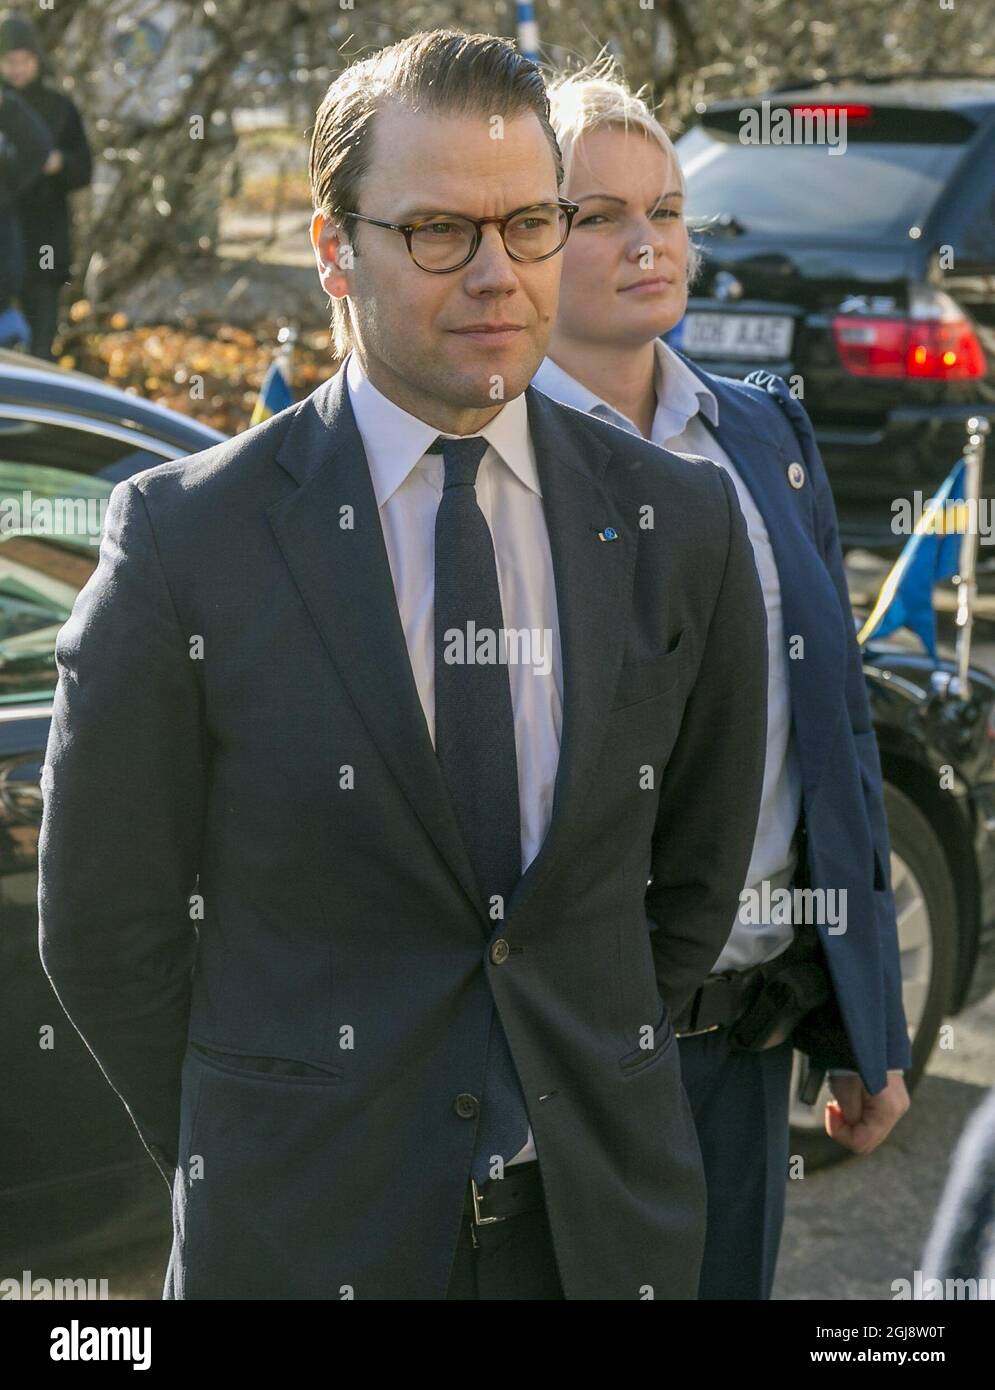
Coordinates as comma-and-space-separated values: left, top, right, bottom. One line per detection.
673, 817, 818, 1040
672, 920, 831, 1054
462, 1159, 545, 1227
672, 961, 767, 1036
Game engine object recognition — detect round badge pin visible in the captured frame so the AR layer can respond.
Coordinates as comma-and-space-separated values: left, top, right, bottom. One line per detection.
787, 462, 805, 489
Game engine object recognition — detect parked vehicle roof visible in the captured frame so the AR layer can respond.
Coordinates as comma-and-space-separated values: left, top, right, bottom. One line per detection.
761, 75, 995, 117
0, 349, 227, 453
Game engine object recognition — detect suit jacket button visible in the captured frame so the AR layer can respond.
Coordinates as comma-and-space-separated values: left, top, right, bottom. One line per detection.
454, 1093, 480, 1119
490, 938, 510, 965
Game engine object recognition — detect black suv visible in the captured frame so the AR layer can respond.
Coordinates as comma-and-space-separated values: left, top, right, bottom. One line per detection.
672, 77, 995, 553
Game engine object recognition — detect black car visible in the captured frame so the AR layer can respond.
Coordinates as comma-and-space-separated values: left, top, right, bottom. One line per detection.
1, 351, 993, 1270
672, 76, 995, 555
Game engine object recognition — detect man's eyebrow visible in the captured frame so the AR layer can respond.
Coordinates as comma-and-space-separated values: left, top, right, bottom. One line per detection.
394, 206, 456, 221
576, 189, 684, 205
393, 201, 560, 222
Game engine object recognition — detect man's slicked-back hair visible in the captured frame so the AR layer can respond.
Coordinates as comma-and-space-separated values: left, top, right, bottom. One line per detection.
309, 29, 564, 361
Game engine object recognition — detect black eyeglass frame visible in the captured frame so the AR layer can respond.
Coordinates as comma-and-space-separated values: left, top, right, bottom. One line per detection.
337, 198, 581, 272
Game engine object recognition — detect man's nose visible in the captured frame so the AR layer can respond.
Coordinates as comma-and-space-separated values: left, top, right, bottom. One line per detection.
463, 224, 520, 289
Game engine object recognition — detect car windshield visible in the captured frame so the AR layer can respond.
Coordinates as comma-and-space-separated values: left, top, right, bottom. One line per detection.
678, 124, 968, 240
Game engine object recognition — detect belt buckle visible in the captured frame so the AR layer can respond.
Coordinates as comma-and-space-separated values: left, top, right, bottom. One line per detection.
470, 1177, 506, 1227
674, 1023, 721, 1038
674, 973, 736, 1038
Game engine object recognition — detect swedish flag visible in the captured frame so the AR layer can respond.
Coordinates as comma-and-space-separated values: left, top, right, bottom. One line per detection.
250, 355, 293, 426
858, 459, 967, 659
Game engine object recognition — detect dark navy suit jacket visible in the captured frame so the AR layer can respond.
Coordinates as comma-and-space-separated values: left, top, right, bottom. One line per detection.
673, 348, 912, 1089
37, 367, 770, 1299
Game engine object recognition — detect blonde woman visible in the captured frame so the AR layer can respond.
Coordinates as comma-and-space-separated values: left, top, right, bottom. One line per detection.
535, 59, 911, 1300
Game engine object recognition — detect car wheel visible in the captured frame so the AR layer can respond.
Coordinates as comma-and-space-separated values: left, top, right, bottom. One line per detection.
787, 781, 957, 1169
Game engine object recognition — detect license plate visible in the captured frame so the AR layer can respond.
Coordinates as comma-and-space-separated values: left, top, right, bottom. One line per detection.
675, 312, 794, 360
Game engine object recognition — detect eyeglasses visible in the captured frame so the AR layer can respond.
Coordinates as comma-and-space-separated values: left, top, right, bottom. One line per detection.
338, 198, 580, 272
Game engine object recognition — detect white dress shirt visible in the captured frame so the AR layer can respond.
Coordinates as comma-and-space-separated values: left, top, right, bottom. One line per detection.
534, 340, 803, 975
345, 349, 560, 1164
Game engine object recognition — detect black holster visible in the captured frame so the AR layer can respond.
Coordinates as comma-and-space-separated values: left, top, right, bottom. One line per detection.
728, 926, 831, 1052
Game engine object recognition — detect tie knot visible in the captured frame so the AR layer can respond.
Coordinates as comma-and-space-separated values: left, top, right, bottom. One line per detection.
429, 435, 489, 489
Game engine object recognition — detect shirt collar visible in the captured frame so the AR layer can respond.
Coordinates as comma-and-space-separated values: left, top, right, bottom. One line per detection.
531, 353, 611, 419
655, 338, 719, 429
345, 349, 540, 506
532, 337, 719, 436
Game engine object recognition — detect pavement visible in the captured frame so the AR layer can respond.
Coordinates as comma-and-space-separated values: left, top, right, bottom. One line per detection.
775, 987, 995, 1300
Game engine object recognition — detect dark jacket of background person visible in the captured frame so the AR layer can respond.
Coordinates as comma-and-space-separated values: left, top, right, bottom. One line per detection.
36, 369, 769, 1300
0, 16, 91, 287
0, 80, 49, 304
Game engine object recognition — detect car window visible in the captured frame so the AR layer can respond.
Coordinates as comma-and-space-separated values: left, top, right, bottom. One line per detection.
0, 418, 163, 703
678, 125, 968, 240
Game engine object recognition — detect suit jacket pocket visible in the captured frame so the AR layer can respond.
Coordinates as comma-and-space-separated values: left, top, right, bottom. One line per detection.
611, 633, 689, 711
188, 1040, 344, 1085
612, 631, 685, 712
618, 1005, 675, 1074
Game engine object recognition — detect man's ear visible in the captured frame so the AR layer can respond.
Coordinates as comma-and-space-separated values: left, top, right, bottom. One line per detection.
310, 209, 352, 301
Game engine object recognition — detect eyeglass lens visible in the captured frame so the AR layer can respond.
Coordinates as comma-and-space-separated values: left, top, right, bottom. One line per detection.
410, 205, 569, 270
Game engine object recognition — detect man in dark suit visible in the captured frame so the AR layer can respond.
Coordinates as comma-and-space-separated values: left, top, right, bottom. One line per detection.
37, 30, 767, 1301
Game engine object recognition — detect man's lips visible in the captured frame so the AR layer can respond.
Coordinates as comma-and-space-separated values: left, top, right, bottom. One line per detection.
619, 277, 672, 293
448, 324, 526, 342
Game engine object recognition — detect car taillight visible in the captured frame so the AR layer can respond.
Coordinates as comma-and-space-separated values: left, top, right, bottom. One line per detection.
791, 102, 873, 126
831, 287, 987, 380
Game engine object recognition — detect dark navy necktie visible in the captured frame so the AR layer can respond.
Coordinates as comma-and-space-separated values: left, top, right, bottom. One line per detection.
430, 434, 530, 1184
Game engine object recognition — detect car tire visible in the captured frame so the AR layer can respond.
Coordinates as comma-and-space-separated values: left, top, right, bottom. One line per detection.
787, 781, 958, 1170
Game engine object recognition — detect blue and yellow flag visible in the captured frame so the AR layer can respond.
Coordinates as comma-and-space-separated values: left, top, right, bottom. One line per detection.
250, 355, 293, 426
857, 459, 967, 659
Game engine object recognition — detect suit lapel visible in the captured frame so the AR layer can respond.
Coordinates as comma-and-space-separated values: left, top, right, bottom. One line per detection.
267, 367, 485, 922
505, 387, 637, 920
266, 371, 637, 927
674, 352, 848, 801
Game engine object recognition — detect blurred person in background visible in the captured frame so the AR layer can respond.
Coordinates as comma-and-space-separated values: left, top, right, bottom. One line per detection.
0, 26, 48, 344
535, 58, 911, 1300
919, 1085, 995, 1294
0, 10, 91, 359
